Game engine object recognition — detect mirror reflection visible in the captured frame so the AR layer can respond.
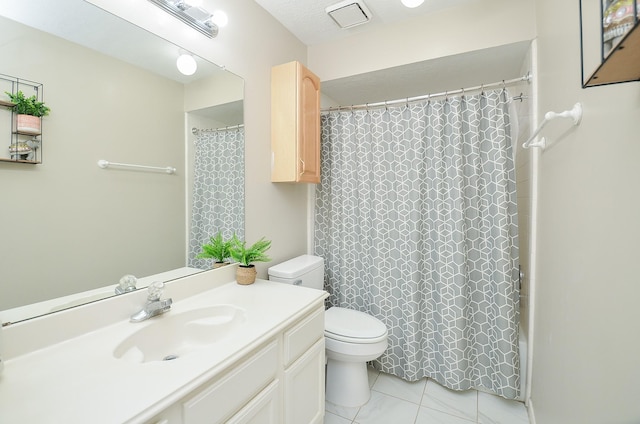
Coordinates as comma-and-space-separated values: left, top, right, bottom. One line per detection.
0, 0, 244, 324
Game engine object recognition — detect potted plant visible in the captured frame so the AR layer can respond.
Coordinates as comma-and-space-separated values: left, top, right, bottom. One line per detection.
196, 232, 232, 269
229, 234, 272, 285
4, 90, 50, 135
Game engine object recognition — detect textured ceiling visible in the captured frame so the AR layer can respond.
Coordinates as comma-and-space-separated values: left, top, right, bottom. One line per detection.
254, 0, 478, 46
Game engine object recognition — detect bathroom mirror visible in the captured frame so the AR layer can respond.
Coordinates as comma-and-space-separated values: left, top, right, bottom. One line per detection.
0, 0, 244, 324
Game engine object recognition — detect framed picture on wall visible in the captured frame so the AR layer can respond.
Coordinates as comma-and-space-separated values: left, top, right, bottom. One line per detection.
580, 0, 640, 87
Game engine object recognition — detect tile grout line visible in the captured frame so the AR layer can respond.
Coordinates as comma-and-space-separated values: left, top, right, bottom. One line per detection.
412, 376, 430, 424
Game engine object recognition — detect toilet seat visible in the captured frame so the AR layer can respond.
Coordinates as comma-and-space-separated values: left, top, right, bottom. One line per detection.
325, 307, 388, 344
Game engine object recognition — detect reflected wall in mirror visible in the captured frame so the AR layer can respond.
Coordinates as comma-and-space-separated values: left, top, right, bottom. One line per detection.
0, 0, 244, 324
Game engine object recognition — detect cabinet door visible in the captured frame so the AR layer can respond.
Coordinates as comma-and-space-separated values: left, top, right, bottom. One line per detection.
283, 338, 325, 424
283, 306, 324, 367
271, 61, 321, 183
182, 341, 278, 423
227, 380, 281, 424
297, 64, 321, 183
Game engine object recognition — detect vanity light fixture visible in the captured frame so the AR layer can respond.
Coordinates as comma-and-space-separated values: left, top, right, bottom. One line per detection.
148, 0, 219, 38
401, 0, 424, 8
176, 53, 198, 75
210, 10, 228, 27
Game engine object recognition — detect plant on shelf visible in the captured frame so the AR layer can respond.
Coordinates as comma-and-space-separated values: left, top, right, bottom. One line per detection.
228, 234, 272, 285
196, 232, 232, 269
5, 91, 50, 117
5, 90, 50, 135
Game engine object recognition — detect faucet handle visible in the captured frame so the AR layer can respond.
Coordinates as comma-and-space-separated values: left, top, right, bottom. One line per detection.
147, 281, 165, 301
115, 274, 138, 294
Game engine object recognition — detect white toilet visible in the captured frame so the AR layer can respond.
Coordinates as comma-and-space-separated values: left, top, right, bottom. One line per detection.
268, 255, 388, 407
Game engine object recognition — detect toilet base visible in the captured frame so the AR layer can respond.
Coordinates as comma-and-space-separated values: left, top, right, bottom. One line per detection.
325, 358, 371, 407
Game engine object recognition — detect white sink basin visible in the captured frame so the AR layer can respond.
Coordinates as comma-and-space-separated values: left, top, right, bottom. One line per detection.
113, 305, 247, 363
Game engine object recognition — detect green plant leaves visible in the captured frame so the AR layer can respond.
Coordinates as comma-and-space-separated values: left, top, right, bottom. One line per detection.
228, 234, 272, 266
4, 90, 50, 117
197, 233, 272, 266
196, 232, 232, 262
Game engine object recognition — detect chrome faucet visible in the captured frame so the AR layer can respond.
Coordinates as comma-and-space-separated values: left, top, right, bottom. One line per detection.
130, 281, 172, 323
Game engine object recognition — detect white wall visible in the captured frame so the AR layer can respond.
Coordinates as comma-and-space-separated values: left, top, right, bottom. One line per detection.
308, 0, 535, 82
90, 0, 536, 281
0, 17, 186, 309
89, 0, 310, 278
531, 1, 640, 422
81, 2, 640, 421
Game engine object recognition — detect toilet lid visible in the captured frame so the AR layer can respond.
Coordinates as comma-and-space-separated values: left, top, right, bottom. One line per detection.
324, 307, 387, 339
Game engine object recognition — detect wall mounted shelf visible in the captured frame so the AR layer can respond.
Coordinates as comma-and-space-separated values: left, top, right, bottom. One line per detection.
0, 73, 44, 164
580, 0, 640, 88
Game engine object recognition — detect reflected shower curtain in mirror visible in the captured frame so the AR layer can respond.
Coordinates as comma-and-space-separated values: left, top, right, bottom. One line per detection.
314, 89, 520, 399
189, 127, 244, 269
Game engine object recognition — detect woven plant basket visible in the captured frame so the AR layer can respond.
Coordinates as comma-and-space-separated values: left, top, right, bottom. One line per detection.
236, 265, 257, 285
16, 114, 41, 135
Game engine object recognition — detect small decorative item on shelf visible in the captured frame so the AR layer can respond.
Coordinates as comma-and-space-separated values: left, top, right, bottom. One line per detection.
229, 234, 272, 285
8, 141, 32, 160
602, 0, 639, 56
4, 90, 50, 135
196, 232, 232, 269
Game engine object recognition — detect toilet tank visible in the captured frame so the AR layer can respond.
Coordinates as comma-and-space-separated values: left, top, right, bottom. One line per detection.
267, 255, 324, 290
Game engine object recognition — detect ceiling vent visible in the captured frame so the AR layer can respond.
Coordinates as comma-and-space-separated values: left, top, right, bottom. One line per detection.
325, 0, 372, 29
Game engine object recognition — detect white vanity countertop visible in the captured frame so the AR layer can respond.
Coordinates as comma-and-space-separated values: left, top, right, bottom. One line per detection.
0, 278, 327, 423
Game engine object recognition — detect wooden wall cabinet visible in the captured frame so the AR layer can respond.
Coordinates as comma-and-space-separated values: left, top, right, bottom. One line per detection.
271, 61, 321, 183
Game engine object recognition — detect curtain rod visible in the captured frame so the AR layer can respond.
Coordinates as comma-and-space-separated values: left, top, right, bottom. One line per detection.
321, 72, 532, 113
192, 123, 244, 135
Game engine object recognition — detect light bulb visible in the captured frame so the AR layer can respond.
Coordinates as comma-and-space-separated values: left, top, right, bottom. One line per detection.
211, 10, 228, 27
176, 54, 197, 76
401, 0, 424, 8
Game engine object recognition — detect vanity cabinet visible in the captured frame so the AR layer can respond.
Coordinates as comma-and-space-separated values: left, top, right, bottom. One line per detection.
282, 307, 325, 424
147, 305, 325, 424
271, 61, 321, 184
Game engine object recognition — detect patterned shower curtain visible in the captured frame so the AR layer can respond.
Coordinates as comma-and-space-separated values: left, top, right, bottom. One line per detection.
188, 127, 244, 269
314, 89, 520, 399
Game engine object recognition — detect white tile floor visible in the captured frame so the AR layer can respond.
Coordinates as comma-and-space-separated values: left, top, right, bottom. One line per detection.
324, 367, 529, 424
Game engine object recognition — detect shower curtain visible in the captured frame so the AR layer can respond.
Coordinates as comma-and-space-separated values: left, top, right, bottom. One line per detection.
314, 89, 520, 399
188, 127, 244, 269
